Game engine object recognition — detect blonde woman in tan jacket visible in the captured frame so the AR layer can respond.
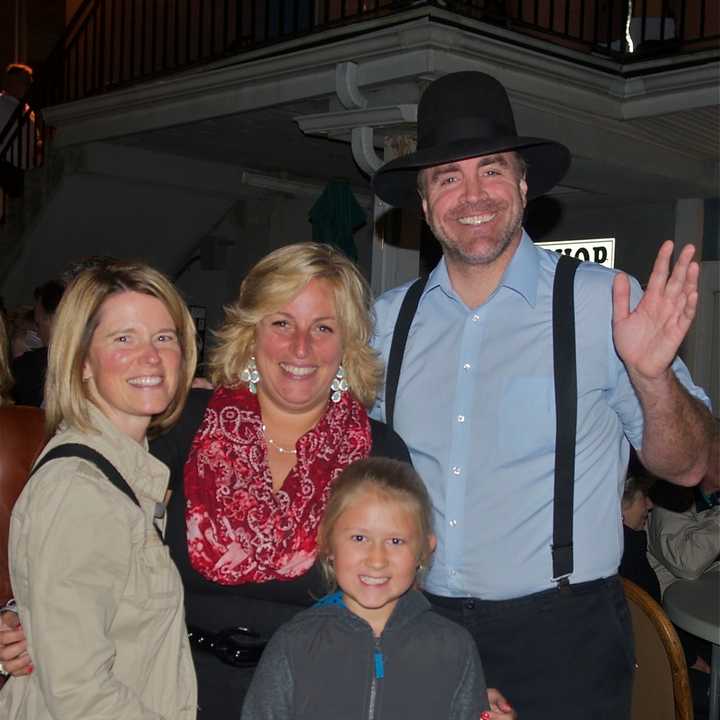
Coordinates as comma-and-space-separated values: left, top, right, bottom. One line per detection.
0, 260, 197, 719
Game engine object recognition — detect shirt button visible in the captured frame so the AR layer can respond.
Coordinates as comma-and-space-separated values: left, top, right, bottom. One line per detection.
463, 363, 471, 371
457, 415, 465, 423
472, 314, 480, 322
452, 466, 461, 476
449, 569, 457, 576
449, 519, 457, 527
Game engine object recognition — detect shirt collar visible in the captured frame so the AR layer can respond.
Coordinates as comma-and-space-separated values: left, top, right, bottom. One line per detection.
423, 230, 540, 308
425, 255, 453, 298
501, 231, 540, 307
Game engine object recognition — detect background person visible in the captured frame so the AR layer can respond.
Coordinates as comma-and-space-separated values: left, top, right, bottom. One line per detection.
647, 435, 720, 595
11, 280, 64, 406
0, 312, 13, 405
0, 260, 197, 719
370, 70, 716, 719
7, 306, 41, 360
242, 457, 489, 720
648, 460, 718, 720
621, 463, 715, 717
619, 472, 658, 600
0, 64, 34, 163
0, 63, 36, 212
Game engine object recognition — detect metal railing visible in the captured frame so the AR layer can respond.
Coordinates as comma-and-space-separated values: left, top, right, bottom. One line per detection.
35, 0, 407, 107
501, 0, 717, 55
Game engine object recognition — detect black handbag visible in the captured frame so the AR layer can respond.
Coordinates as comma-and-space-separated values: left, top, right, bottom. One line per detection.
187, 624, 268, 668
33, 444, 270, 668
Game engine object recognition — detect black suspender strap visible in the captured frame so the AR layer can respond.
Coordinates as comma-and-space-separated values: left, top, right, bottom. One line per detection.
384, 275, 428, 432
551, 255, 580, 584
31, 443, 164, 543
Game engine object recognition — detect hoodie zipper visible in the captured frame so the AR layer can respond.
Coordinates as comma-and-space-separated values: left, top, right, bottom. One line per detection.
367, 636, 385, 720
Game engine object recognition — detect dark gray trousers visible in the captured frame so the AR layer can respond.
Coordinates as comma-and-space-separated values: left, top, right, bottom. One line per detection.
427, 575, 634, 720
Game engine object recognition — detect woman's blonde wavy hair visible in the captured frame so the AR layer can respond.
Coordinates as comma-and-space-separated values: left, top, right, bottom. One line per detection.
45, 260, 197, 437
208, 243, 382, 408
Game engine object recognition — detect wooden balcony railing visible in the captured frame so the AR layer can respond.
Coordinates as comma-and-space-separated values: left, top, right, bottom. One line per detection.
0, 0, 716, 224
31, 0, 718, 108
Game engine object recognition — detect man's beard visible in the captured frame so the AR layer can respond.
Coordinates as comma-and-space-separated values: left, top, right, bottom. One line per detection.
427, 200, 524, 267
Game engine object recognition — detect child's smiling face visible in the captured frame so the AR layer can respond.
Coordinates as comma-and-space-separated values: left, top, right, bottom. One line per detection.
329, 489, 435, 636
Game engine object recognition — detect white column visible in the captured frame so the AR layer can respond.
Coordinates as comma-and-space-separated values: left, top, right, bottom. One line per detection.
370, 134, 420, 297
675, 198, 720, 411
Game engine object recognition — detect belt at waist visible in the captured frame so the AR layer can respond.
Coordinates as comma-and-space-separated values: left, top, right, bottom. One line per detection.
425, 575, 620, 611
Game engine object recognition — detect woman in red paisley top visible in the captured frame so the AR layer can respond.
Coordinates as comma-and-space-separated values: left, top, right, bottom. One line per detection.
153, 243, 411, 716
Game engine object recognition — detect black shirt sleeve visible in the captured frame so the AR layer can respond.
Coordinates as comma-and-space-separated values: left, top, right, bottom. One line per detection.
11, 347, 48, 407
150, 388, 212, 492
369, 418, 412, 465
619, 525, 661, 603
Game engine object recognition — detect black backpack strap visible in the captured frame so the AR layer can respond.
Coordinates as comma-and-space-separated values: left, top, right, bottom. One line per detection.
551, 255, 580, 584
31, 443, 164, 542
385, 276, 428, 431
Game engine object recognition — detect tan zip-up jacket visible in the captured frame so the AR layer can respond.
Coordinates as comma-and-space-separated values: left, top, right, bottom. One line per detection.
647, 502, 720, 596
0, 409, 197, 719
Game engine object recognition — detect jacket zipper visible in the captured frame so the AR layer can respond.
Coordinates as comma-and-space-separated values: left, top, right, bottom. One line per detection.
367, 636, 385, 720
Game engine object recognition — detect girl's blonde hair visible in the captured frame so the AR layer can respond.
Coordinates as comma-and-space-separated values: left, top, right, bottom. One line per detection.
316, 457, 435, 590
45, 259, 197, 436
207, 243, 382, 408
0, 313, 13, 406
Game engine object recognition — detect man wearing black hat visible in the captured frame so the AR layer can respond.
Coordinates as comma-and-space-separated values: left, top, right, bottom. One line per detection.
371, 72, 715, 718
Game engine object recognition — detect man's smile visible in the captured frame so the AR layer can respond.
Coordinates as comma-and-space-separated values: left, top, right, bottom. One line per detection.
456, 213, 497, 225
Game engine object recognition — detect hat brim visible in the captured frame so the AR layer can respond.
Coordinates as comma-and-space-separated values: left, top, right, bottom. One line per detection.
372, 136, 571, 208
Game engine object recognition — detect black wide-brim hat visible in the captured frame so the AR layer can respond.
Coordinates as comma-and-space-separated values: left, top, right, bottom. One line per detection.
372, 72, 571, 208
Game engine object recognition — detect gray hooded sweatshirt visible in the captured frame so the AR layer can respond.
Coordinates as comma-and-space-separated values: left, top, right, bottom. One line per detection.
241, 589, 487, 720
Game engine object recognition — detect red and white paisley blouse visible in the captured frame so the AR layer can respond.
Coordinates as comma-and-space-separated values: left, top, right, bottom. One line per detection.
184, 385, 372, 584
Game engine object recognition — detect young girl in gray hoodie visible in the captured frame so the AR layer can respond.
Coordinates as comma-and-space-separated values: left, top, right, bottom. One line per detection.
241, 457, 490, 720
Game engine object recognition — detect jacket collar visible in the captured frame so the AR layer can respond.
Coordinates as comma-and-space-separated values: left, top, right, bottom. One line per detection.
55, 406, 169, 503
312, 588, 431, 635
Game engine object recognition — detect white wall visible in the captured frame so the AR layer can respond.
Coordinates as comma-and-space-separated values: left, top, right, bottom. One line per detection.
529, 195, 677, 283
174, 191, 374, 346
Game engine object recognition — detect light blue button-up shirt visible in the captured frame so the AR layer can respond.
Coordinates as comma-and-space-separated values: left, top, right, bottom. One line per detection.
371, 233, 709, 600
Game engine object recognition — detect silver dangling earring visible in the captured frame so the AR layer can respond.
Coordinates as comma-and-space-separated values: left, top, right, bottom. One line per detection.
240, 355, 261, 394
330, 365, 349, 403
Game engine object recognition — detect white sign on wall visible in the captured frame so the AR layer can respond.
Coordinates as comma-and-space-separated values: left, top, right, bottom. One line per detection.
538, 238, 615, 268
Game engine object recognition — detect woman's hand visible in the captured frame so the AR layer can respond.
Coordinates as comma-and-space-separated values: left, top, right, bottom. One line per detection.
481, 687, 517, 720
0, 611, 33, 676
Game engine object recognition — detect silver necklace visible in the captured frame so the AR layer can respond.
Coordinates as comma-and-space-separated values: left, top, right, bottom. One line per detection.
261, 424, 297, 455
